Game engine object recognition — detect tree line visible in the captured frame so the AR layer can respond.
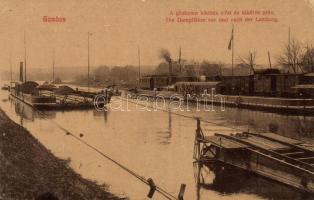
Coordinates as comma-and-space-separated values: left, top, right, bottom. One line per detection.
75, 39, 314, 87
74, 65, 138, 87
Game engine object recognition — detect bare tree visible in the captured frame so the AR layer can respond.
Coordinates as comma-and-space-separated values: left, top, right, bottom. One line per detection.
200, 60, 221, 76
238, 51, 256, 75
278, 38, 303, 73
301, 44, 314, 73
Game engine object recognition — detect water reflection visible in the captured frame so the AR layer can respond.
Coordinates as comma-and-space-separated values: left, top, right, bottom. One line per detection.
8, 95, 111, 125
156, 109, 172, 145
220, 107, 314, 142
194, 162, 313, 200
1, 88, 314, 200
8, 95, 56, 123
93, 109, 109, 123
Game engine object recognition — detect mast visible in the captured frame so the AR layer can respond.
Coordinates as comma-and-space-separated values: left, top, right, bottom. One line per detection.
52, 48, 55, 83
10, 52, 12, 88
268, 51, 272, 69
288, 27, 291, 73
24, 30, 27, 82
250, 52, 253, 75
138, 46, 141, 86
288, 27, 291, 47
87, 32, 90, 92
231, 24, 234, 77
178, 46, 182, 73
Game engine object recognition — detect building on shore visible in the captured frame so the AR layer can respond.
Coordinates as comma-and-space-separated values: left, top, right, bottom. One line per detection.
139, 69, 314, 98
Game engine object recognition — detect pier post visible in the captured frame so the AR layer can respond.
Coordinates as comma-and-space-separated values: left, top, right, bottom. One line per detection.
147, 178, 156, 198
153, 88, 157, 100
178, 184, 186, 200
193, 118, 201, 160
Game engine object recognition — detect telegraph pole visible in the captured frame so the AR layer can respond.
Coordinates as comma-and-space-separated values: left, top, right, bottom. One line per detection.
24, 30, 27, 82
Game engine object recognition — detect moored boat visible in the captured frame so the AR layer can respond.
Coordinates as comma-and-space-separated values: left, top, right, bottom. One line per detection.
1, 84, 10, 90
10, 81, 57, 109
194, 119, 314, 193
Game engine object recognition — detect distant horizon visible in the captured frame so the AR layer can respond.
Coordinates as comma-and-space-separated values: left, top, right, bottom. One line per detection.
1, 0, 314, 71
0, 62, 284, 81
1, 61, 280, 74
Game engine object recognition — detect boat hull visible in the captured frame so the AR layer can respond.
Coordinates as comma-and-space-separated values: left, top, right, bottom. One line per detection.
210, 146, 314, 193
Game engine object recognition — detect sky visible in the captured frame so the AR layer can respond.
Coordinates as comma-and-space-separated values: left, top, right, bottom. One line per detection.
0, 0, 314, 73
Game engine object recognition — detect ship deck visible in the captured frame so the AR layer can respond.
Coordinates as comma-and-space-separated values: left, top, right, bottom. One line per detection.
199, 130, 314, 193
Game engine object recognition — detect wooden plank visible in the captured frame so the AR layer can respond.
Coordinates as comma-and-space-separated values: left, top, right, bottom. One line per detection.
282, 151, 304, 156
259, 133, 303, 145
297, 157, 314, 161
216, 133, 314, 174
242, 135, 288, 150
203, 136, 247, 149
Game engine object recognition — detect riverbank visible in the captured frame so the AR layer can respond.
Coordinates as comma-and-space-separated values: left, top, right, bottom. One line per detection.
127, 89, 314, 115
0, 108, 125, 200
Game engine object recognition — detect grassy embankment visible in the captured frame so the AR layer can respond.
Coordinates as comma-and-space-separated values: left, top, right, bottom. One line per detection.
0, 108, 126, 200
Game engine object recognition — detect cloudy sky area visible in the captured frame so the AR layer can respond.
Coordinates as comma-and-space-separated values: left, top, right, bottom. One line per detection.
0, 0, 314, 72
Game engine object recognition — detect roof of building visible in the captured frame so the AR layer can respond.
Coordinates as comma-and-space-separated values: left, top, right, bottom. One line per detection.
175, 81, 221, 86
141, 74, 178, 78
254, 68, 281, 74
268, 73, 303, 76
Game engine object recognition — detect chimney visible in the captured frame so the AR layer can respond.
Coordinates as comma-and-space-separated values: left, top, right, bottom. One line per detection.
169, 61, 173, 75
168, 61, 173, 85
20, 62, 24, 82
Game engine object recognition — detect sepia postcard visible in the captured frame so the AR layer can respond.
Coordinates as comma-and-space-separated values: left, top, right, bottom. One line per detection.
1, 0, 314, 200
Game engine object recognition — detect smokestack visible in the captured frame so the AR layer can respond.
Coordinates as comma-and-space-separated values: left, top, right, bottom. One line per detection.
19, 62, 24, 82
159, 48, 172, 75
169, 60, 173, 75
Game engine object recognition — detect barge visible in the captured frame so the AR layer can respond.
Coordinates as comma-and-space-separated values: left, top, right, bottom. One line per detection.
10, 81, 57, 109
10, 81, 109, 110
193, 119, 314, 193
128, 89, 314, 115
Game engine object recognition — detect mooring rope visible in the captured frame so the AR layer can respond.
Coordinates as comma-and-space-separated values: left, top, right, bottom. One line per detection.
16, 93, 247, 199
31, 107, 178, 200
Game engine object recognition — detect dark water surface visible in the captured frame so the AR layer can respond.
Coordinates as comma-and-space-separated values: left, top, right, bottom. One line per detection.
0, 87, 313, 200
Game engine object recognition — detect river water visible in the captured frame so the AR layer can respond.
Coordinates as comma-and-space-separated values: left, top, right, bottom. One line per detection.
0, 86, 314, 200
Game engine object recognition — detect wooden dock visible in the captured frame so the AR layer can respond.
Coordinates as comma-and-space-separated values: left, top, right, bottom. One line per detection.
193, 119, 314, 193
